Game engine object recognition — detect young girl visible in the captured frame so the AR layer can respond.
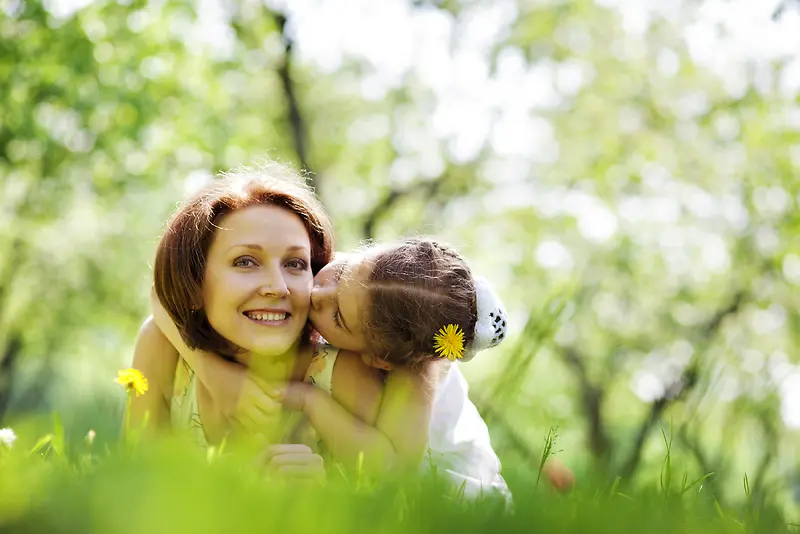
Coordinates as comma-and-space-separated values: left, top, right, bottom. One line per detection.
137, 162, 510, 496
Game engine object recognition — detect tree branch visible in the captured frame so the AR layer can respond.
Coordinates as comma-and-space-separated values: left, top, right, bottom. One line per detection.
750, 412, 779, 506
362, 176, 448, 239
617, 368, 698, 481
271, 12, 314, 182
772, 0, 799, 20
0, 237, 25, 308
0, 333, 22, 423
615, 291, 746, 482
560, 346, 612, 469
704, 292, 746, 336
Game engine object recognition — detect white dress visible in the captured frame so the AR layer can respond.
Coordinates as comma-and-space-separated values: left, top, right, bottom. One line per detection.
427, 361, 510, 498
171, 342, 510, 499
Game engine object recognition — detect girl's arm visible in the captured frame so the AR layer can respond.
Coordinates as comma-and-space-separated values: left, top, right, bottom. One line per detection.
287, 358, 434, 476
150, 287, 249, 421
127, 316, 180, 432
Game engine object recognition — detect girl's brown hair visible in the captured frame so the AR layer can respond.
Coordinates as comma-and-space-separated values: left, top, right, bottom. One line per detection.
153, 162, 334, 356
364, 238, 477, 369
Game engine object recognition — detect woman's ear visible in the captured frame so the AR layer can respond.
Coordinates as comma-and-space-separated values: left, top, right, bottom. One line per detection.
360, 353, 393, 371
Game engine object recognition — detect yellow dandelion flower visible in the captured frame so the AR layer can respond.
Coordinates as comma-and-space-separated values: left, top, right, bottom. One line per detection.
114, 368, 149, 397
433, 324, 465, 361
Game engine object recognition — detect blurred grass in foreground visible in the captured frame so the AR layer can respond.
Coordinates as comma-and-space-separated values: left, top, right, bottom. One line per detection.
0, 415, 795, 534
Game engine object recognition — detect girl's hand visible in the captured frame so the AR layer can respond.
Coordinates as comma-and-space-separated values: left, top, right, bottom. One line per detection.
277, 381, 312, 412
230, 375, 285, 430
150, 285, 262, 422
244, 380, 312, 414
257, 444, 325, 482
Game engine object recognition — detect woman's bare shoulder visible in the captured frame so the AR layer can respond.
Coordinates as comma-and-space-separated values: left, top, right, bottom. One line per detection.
132, 315, 180, 402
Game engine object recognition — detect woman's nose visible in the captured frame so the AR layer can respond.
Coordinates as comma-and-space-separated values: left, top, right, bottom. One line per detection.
258, 265, 289, 298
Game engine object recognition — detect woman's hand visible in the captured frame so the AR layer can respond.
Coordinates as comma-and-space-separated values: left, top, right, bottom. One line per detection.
256, 444, 325, 482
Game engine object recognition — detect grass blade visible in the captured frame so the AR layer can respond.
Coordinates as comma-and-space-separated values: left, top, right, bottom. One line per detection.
681, 473, 715, 495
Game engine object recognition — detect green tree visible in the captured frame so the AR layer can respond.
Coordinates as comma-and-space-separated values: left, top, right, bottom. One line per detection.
1, 0, 798, 508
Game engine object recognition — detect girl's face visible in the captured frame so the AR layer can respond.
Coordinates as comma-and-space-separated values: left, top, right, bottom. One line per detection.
308, 252, 372, 355
202, 204, 313, 358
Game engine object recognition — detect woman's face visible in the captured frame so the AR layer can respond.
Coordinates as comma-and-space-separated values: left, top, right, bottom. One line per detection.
202, 204, 313, 358
308, 252, 372, 354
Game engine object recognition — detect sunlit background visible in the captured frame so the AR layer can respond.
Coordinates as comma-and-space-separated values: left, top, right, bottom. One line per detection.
2, 0, 800, 511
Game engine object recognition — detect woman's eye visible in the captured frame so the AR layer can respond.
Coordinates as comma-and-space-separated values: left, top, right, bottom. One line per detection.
233, 256, 257, 268
333, 310, 342, 328
286, 259, 308, 270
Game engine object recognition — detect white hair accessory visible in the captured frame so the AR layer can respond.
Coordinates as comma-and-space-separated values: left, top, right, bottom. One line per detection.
461, 276, 508, 362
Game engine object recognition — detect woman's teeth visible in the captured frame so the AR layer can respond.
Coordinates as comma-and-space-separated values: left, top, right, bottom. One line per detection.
245, 312, 288, 322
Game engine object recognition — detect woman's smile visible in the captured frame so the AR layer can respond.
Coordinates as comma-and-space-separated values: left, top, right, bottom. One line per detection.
243, 308, 292, 326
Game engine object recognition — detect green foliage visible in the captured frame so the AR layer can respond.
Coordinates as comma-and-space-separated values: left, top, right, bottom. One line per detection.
1, 0, 799, 525
0, 420, 795, 534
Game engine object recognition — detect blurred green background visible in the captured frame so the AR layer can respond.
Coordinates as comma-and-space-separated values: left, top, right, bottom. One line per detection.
2, 0, 800, 517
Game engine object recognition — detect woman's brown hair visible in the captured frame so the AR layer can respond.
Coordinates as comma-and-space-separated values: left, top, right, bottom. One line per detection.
153, 162, 334, 356
364, 238, 477, 370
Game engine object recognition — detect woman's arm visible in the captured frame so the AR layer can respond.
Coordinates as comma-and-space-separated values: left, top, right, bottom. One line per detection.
127, 316, 180, 432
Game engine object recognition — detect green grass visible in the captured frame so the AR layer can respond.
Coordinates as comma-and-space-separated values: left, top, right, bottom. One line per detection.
0, 414, 796, 534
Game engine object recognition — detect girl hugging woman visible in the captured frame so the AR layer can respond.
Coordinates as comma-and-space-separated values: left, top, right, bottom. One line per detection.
129, 162, 511, 497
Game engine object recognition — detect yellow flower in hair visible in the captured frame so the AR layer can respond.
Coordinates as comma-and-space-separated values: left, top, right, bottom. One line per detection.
114, 368, 149, 397
433, 324, 465, 361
